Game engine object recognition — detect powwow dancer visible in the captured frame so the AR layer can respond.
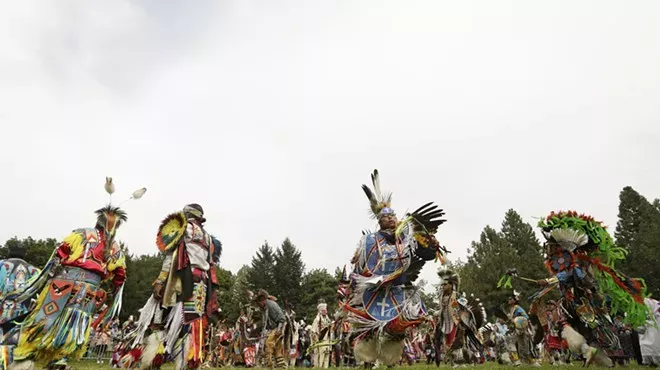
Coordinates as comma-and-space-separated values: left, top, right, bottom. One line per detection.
529, 299, 569, 365
335, 267, 355, 367
638, 298, 660, 366
120, 204, 221, 370
505, 291, 540, 366
254, 289, 287, 369
435, 270, 485, 367
0, 178, 145, 370
310, 300, 332, 368
0, 244, 40, 331
234, 305, 258, 367
537, 211, 650, 366
341, 169, 448, 367
500, 210, 651, 367
282, 302, 299, 368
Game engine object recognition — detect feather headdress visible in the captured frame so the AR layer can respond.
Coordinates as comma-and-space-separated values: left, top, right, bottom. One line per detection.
97, 177, 147, 239
538, 210, 650, 327
362, 169, 393, 219
437, 268, 460, 289
95, 205, 128, 233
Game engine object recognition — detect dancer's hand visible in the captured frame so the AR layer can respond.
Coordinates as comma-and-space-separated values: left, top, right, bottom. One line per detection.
153, 281, 164, 299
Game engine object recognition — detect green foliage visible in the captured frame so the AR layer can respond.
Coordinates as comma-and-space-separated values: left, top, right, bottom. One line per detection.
0, 237, 58, 267
453, 209, 546, 315
247, 241, 276, 294
418, 280, 439, 312
214, 267, 235, 322
299, 268, 338, 322
121, 253, 164, 320
615, 186, 660, 298
273, 238, 305, 308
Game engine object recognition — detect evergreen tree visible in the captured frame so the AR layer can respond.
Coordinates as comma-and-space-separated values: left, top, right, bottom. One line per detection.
454, 210, 544, 312
273, 238, 305, 307
122, 253, 164, 320
615, 186, 660, 297
334, 266, 344, 280
299, 268, 338, 322
215, 267, 235, 321
455, 225, 516, 311
1, 237, 59, 267
228, 265, 253, 320
247, 241, 276, 294
615, 187, 652, 250
417, 279, 439, 312
500, 209, 546, 300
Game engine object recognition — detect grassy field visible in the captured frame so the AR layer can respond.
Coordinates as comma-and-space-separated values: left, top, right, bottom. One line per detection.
61, 360, 648, 370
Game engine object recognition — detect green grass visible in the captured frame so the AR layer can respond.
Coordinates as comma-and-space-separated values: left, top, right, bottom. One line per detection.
62, 360, 647, 370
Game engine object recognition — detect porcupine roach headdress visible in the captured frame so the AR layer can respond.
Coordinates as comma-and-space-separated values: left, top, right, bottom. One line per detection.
438, 269, 460, 291
362, 169, 394, 220
538, 210, 650, 326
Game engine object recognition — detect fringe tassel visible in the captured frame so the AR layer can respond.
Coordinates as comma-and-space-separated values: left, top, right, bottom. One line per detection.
164, 302, 184, 355
0, 345, 13, 370
131, 295, 161, 348
12, 250, 57, 305
45, 307, 91, 350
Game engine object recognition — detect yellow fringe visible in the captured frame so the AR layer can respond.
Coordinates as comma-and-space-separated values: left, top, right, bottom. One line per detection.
107, 251, 126, 272
62, 231, 86, 263
14, 283, 93, 362
13, 285, 49, 359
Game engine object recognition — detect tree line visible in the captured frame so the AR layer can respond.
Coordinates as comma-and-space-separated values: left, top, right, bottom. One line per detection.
1, 186, 658, 324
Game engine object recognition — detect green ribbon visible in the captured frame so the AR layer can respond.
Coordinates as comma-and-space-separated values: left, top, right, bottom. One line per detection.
497, 275, 512, 289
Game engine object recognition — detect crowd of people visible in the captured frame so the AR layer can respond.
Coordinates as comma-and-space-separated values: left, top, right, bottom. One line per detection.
0, 173, 658, 370
78, 295, 660, 369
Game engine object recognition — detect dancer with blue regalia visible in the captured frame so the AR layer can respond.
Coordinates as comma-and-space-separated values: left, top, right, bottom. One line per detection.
341, 169, 448, 367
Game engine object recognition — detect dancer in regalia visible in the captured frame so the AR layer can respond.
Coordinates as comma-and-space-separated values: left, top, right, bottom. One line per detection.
535, 211, 651, 367
121, 204, 222, 370
0, 243, 40, 331
529, 299, 569, 365
254, 289, 287, 369
435, 270, 485, 367
0, 178, 145, 370
341, 169, 448, 367
310, 300, 332, 368
505, 291, 540, 366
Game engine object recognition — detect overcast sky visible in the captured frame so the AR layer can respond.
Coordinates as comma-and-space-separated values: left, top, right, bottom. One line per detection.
1, 0, 659, 290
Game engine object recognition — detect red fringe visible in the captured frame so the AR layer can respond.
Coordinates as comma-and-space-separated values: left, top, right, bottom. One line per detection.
576, 255, 644, 304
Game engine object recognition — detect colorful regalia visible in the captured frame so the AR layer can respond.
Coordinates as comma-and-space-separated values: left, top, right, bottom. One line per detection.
341, 170, 448, 367
123, 204, 221, 370
434, 270, 485, 366
0, 245, 40, 330
253, 289, 287, 369
310, 300, 332, 368
534, 210, 651, 367
505, 291, 540, 366
334, 270, 355, 367
0, 178, 145, 370
233, 305, 258, 367
529, 299, 569, 365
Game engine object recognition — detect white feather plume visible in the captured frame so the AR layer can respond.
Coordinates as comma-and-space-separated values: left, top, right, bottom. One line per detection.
131, 187, 147, 199
550, 228, 588, 252
372, 170, 383, 201
105, 177, 115, 195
